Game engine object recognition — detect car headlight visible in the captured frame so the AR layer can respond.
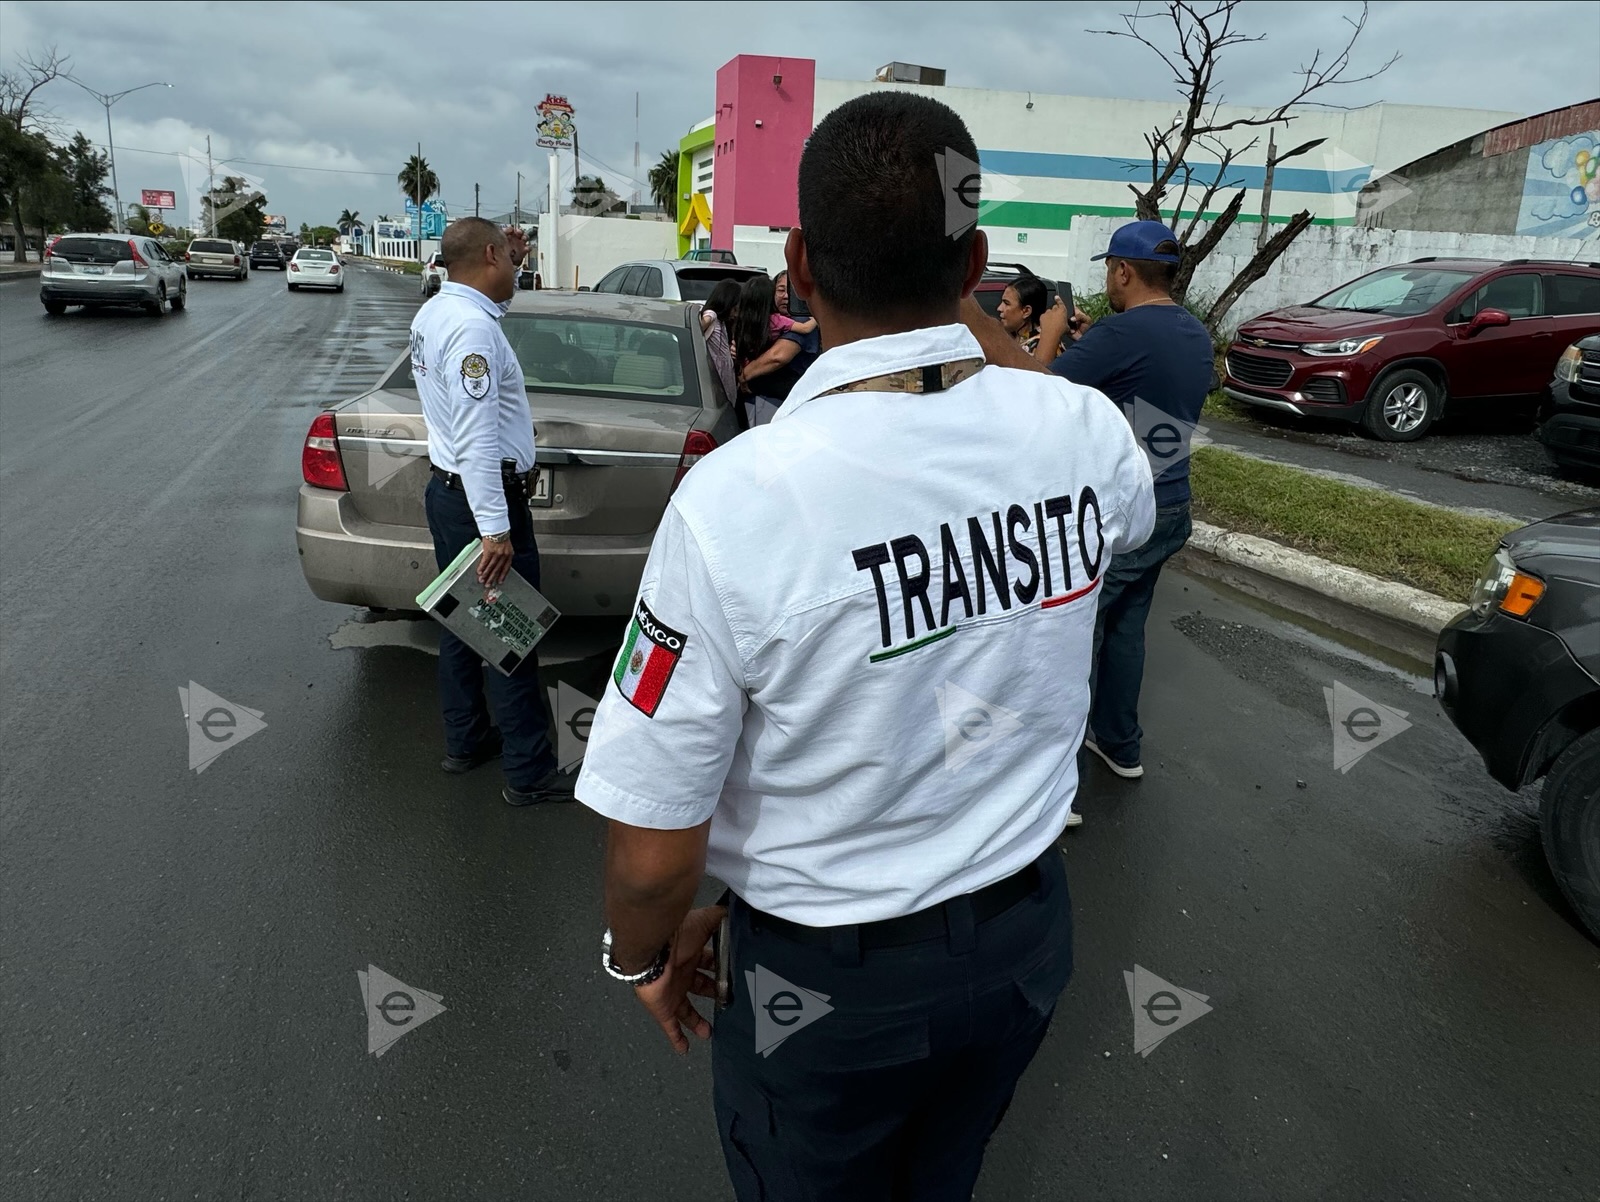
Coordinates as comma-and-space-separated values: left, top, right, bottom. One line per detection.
1467, 547, 1546, 618
1301, 335, 1385, 357
1554, 343, 1584, 383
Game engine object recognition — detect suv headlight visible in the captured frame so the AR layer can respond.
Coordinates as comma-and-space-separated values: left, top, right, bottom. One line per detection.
1301, 335, 1385, 357
1468, 548, 1546, 618
1554, 343, 1584, 383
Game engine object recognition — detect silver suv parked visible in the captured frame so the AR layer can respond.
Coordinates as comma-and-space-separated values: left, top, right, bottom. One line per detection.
590, 259, 764, 301
40, 233, 187, 316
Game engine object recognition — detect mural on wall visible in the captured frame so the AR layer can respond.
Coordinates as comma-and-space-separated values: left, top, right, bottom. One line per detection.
1516, 132, 1600, 237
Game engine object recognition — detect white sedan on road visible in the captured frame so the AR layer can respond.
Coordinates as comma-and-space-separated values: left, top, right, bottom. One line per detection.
287, 248, 345, 293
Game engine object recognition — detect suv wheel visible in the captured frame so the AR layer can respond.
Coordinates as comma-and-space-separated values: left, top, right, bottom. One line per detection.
1541, 728, 1600, 943
1361, 368, 1440, 441
146, 286, 166, 316
43, 299, 67, 316
170, 281, 187, 312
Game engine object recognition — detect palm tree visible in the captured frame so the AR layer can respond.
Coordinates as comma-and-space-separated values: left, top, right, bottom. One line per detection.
397, 156, 439, 207
337, 207, 360, 234
648, 149, 679, 221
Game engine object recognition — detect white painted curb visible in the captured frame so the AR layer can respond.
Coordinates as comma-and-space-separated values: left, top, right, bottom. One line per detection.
1188, 521, 1468, 635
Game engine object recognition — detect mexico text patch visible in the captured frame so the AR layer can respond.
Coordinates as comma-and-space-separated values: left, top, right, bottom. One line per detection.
613, 599, 686, 717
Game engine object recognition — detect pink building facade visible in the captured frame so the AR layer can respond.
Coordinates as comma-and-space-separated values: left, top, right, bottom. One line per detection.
710, 56, 816, 251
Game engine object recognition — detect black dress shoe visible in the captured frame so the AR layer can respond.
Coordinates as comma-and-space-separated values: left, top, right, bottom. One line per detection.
502, 769, 576, 807
441, 729, 503, 775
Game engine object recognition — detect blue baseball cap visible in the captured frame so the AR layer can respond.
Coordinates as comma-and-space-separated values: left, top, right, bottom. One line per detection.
1091, 220, 1183, 263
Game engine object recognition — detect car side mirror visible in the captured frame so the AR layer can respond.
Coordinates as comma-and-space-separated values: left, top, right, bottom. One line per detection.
1466, 307, 1511, 336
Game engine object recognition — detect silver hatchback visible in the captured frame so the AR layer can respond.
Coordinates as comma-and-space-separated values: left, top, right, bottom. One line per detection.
40, 233, 188, 315
295, 291, 739, 616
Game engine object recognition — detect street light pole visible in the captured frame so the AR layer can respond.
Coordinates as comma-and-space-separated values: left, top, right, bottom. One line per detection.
64, 76, 173, 234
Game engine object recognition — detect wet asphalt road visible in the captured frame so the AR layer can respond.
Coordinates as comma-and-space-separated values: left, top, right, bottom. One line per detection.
1, 265, 1597, 1202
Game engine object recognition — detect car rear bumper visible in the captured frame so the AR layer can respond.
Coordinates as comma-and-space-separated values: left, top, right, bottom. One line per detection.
190, 263, 242, 276
1435, 607, 1599, 790
291, 275, 342, 288
1538, 381, 1600, 466
296, 485, 648, 617
40, 281, 157, 304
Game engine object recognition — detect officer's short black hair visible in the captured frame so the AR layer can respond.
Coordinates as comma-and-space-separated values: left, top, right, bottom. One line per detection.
440, 217, 507, 268
797, 92, 978, 319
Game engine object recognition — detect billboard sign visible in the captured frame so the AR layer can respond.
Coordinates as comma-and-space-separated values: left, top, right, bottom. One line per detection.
141, 189, 177, 209
535, 94, 576, 150
263, 214, 288, 233
374, 220, 409, 241
403, 198, 448, 239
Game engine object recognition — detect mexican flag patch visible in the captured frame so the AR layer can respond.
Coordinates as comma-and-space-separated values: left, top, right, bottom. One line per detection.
613, 599, 686, 717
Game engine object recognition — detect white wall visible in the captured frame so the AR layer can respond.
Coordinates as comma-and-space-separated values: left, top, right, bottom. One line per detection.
534, 215, 677, 289
1060, 214, 1600, 334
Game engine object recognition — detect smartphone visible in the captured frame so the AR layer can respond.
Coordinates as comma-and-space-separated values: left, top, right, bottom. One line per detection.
713, 911, 732, 1011
1061, 281, 1076, 328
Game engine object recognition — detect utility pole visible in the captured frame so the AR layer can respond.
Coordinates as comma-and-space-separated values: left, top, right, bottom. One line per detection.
515, 172, 522, 225
633, 91, 640, 209
474, 183, 480, 218
415, 140, 422, 262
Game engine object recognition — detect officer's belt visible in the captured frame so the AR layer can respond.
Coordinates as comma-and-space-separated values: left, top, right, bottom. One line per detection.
429, 463, 535, 493
813, 356, 984, 398
748, 858, 1040, 951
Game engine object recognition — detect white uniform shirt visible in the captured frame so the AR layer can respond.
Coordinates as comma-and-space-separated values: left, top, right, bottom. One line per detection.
409, 282, 535, 535
576, 322, 1156, 927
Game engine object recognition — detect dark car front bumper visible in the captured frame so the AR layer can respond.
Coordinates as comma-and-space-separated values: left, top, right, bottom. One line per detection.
1538, 380, 1600, 468
1436, 606, 1599, 790
1222, 345, 1379, 421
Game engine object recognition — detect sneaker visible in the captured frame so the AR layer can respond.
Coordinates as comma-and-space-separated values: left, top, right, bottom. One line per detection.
1084, 737, 1143, 779
1064, 809, 1084, 828
502, 769, 577, 807
442, 729, 503, 775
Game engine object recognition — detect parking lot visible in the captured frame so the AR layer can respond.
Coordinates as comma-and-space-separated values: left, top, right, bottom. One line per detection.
1, 262, 1596, 1200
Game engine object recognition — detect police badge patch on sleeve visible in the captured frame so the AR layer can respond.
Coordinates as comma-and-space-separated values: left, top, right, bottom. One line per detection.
613, 599, 686, 717
460, 353, 491, 400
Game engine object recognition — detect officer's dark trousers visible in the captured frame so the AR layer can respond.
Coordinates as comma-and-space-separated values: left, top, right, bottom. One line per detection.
423, 476, 556, 789
711, 849, 1073, 1202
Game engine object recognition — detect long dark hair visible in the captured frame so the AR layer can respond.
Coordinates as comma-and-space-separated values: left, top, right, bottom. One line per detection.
704, 278, 741, 331
1010, 273, 1048, 335
734, 275, 776, 371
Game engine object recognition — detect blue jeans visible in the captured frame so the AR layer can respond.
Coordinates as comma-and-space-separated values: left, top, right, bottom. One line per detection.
1089, 500, 1192, 766
423, 476, 557, 789
712, 850, 1073, 1201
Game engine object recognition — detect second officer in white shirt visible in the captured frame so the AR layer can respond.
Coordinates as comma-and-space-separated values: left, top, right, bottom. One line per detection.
409, 217, 567, 806
578, 94, 1155, 1200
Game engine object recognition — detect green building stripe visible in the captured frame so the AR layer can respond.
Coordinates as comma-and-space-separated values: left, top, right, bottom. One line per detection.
979, 200, 1352, 231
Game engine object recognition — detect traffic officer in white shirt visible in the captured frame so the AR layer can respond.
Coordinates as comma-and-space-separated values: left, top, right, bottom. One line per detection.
410, 217, 567, 806
577, 94, 1154, 1201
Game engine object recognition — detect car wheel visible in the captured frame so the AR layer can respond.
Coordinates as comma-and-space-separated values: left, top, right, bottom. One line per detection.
170, 282, 187, 312
1361, 368, 1440, 441
146, 286, 166, 316
288, 282, 298, 291
43, 300, 66, 315
337, 283, 345, 293
187, 269, 196, 280
1541, 728, 1600, 943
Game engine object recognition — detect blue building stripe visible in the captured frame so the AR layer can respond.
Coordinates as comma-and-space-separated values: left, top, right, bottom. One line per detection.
979, 150, 1373, 196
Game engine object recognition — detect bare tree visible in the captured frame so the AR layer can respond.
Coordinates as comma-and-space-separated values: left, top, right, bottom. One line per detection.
0, 47, 68, 262
1093, 1, 1397, 333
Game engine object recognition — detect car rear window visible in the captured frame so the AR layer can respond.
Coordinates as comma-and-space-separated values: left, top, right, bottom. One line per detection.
675, 267, 757, 302
502, 315, 697, 404
193, 240, 234, 254
50, 237, 132, 264
299, 250, 335, 261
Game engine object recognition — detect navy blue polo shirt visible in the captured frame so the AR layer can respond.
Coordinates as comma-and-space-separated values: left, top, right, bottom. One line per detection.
1048, 303, 1213, 507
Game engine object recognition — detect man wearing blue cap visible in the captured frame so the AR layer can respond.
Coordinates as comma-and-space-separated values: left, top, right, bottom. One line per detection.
964, 219, 1213, 801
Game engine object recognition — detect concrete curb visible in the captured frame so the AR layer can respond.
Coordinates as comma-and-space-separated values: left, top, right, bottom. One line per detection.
1178, 520, 1468, 669
0, 267, 42, 282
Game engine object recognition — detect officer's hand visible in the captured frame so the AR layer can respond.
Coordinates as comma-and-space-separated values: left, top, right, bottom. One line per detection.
635, 904, 725, 1055
1041, 296, 1072, 344
503, 226, 529, 266
477, 537, 514, 587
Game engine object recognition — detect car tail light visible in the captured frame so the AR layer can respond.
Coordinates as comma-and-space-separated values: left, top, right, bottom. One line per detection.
672, 430, 717, 491
127, 239, 147, 266
184, 251, 191, 261
233, 254, 241, 265
289, 262, 299, 272
302, 412, 348, 491
330, 264, 340, 274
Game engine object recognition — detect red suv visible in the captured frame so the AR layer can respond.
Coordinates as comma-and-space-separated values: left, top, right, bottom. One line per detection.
1223, 257, 1600, 441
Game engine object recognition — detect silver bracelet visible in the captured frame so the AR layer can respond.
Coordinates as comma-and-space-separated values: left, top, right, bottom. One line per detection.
602, 929, 669, 986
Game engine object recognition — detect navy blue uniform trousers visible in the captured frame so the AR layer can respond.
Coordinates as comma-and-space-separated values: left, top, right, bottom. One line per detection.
423, 475, 556, 789
711, 849, 1073, 1201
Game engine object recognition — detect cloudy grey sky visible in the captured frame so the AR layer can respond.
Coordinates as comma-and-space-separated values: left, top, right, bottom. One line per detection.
2, 0, 1596, 230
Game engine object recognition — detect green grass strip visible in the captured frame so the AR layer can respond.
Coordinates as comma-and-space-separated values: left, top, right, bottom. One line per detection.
869, 625, 957, 663
1189, 446, 1518, 601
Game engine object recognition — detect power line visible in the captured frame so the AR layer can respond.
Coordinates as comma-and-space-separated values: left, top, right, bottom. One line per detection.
86, 141, 392, 177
